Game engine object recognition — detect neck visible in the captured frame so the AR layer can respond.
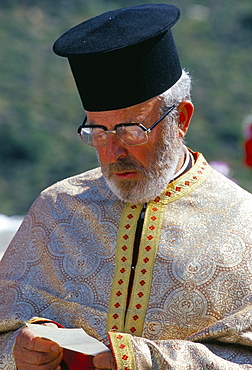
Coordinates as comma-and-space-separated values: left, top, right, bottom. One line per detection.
176, 146, 188, 170
171, 146, 190, 181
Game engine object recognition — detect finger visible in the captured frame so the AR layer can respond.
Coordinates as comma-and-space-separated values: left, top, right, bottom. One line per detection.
14, 342, 63, 368
14, 327, 63, 369
41, 322, 59, 328
15, 350, 63, 370
16, 327, 61, 353
93, 351, 115, 370
14, 343, 63, 365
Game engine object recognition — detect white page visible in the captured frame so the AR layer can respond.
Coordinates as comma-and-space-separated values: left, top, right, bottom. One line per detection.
26, 323, 109, 356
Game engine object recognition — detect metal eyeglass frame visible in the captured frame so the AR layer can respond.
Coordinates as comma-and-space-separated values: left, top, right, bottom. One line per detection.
77, 104, 176, 147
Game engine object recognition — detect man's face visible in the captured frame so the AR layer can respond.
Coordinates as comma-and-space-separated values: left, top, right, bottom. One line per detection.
86, 97, 184, 204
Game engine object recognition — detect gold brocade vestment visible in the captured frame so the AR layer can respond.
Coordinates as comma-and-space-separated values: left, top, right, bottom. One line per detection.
1, 151, 252, 369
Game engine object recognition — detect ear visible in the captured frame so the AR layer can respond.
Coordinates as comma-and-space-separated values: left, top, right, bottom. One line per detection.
177, 100, 194, 138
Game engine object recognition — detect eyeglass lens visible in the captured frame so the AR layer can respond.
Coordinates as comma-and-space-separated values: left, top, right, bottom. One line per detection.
80, 125, 148, 147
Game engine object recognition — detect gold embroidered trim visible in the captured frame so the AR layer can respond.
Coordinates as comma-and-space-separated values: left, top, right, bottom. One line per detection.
108, 331, 136, 370
106, 204, 143, 333
158, 153, 212, 205
124, 200, 165, 336
106, 200, 168, 336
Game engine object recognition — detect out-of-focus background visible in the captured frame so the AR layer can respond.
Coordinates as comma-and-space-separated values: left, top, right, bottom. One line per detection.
1, 0, 252, 256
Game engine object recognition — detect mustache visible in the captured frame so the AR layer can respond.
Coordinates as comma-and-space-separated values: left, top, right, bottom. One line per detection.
106, 157, 147, 175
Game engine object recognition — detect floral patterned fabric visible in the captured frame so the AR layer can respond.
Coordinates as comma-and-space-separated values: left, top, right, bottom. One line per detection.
1, 152, 252, 369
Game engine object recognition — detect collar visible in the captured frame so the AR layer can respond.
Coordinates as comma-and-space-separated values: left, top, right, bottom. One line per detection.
171, 147, 192, 182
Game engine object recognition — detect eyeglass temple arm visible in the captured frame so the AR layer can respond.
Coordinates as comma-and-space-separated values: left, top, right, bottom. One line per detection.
146, 104, 176, 133
77, 116, 88, 134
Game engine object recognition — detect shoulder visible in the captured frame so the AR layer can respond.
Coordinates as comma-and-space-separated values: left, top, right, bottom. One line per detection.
209, 167, 252, 200
203, 167, 252, 220
41, 167, 110, 200
27, 167, 118, 221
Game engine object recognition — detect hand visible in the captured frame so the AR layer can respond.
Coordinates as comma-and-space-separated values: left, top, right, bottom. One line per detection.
14, 325, 63, 370
93, 350, 116, 370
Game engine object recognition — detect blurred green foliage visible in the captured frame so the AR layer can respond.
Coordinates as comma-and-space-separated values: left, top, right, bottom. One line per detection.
1, 0, 252, 215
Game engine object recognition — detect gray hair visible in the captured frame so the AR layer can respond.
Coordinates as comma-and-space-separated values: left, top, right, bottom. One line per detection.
158, 69, 192, 123
160, 69, 192, 105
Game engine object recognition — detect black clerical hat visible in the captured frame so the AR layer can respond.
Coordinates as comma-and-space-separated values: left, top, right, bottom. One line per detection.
53, 4, 182, 111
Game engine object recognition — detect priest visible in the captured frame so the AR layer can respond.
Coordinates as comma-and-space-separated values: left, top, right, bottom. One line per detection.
1, 4, 252, 369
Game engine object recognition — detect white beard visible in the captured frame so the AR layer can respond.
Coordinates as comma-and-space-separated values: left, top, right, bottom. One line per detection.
99, 122, 184, 204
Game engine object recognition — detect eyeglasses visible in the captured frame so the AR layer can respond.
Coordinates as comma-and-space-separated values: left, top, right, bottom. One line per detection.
77, 104, 176, 147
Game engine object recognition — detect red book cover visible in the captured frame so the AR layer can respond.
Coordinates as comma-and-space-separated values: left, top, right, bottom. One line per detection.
62, 349, 94, 370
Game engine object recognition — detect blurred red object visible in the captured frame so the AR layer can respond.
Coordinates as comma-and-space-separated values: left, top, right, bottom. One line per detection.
244, 123, 252, 168
63, 349, 94, 370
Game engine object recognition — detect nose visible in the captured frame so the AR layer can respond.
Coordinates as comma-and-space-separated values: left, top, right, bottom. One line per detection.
104, 132, 128, 163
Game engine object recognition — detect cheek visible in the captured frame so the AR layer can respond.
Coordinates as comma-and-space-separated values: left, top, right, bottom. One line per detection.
128, 147, 153, 166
